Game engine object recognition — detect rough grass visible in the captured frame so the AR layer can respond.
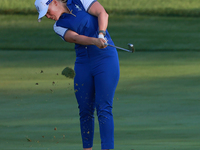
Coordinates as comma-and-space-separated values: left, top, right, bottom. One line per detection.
0, 50, 200, 150
1, 0, 200, 16
2, 0, 200, 10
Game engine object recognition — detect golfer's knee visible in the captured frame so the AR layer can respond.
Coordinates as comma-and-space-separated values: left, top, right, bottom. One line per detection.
96, 106, 113, 118
79, 108, 95, 120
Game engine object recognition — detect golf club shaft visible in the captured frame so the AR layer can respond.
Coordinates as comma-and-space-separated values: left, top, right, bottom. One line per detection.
105, 43, 132, 52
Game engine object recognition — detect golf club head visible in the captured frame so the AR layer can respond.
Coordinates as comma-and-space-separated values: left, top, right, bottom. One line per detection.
128, 43, 135, 53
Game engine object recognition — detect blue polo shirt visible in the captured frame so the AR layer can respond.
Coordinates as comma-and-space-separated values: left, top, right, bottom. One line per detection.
54, 0, 115, 61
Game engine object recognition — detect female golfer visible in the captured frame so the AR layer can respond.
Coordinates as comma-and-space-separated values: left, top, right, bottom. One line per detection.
35, 0, 120, 149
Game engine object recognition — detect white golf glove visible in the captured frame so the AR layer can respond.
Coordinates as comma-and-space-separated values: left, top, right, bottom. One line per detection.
98, 34, 105, 39
98, 34, 108, 45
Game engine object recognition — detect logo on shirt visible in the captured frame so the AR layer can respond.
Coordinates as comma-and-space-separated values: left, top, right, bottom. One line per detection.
75, 4, 82, 11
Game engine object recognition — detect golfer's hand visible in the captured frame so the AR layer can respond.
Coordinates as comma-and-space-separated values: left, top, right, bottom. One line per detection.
96, 35, 107, 49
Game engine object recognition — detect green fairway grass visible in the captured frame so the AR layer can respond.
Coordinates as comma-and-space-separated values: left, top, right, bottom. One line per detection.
1, 1, 200, 149
0, 50, 200, 150
1, 14, 200, 51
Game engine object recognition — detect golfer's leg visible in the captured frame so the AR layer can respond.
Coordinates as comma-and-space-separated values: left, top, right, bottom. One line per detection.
94, 56, 120, 149
74, 63, 95, 149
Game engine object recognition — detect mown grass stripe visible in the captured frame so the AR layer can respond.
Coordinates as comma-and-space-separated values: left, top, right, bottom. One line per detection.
1, 9, 200, 17
1, 0, 200, 17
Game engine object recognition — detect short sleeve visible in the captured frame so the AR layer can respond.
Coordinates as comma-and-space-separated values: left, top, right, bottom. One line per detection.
53, 22, 68, 40
80, 0, 96, 11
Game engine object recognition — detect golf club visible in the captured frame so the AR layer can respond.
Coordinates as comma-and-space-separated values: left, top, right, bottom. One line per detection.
105, 43, 135, 53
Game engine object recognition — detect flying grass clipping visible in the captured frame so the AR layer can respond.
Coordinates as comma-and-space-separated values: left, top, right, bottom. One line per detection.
61, 67, 75, 79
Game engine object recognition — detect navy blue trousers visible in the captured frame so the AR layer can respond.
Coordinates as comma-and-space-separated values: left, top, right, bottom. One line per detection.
74, 46, 119, 149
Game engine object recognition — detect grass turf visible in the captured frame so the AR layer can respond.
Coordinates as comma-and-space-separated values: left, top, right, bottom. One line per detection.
0, 50, 200, 150
1, 14, 200, 51
1, 0, 200, 11
1, 0, 200, 17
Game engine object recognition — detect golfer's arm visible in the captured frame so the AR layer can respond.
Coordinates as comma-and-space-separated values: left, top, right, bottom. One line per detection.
64, 30, 106, 48
88, 1, 108, 33
64, 30, 96, 45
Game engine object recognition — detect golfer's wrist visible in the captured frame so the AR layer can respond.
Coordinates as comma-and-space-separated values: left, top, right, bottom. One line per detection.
99, 30, 106, 36
92, 38, 99, 46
